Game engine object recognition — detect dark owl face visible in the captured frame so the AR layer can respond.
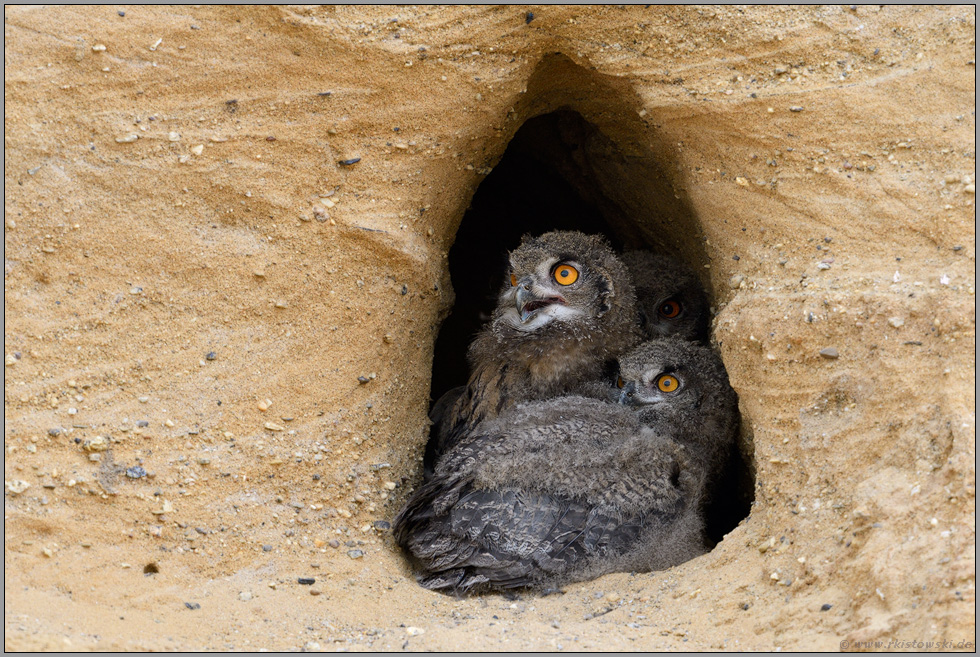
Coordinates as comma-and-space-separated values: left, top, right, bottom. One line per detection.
495, 232, 626, 333
616, 339, 735, 423
621, 252, 709, 343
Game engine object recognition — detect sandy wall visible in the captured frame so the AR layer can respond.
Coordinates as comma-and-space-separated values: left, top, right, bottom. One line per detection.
4, 5, 975, 651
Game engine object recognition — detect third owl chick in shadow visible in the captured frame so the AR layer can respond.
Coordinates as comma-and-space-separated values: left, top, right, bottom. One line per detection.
424, 231, 641, 477
621, 251, 710, 344
575, 250, 711, 404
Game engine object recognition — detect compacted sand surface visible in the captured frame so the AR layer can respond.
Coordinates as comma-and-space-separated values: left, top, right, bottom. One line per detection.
4, 5, 975, 651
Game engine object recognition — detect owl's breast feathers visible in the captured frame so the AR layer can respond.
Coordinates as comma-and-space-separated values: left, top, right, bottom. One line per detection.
446, 325, 609, 440
395, 400, 699, 594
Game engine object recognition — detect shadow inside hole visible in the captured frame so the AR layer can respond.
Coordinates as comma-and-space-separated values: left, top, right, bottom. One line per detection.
430, 111, 621, 402
428, 107, 753, 545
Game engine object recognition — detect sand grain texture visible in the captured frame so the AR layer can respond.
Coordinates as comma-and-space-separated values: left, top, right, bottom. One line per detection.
4, 5, 975, 651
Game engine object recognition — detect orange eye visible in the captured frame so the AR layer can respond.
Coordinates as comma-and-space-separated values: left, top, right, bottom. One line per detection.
656, 374, 680, 393
617, 377, 625, 389
510, 273, 518, 287
553, 264, 579, 286
659, 300, 681, 319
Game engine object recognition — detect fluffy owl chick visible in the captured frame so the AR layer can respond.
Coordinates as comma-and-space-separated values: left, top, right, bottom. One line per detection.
395, 394, 709, 595
616, 338, 738, 501
620, 251, 710, 343
425, 231, 641, 475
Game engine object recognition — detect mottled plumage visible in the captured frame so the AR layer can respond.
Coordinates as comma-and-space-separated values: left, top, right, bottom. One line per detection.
424, 231, 641, 476
621, 251, 710, 343
616, 339, 738, 507
396, 397, 701, 593
396, 339, 738, 594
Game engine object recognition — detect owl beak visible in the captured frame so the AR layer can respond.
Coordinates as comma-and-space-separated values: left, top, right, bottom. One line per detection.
515, 277, 565, 323
618, 382, 637, 405
516, 285, 536, 322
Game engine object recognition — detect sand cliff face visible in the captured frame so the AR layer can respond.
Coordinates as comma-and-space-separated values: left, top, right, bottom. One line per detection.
4, 5, 974, 651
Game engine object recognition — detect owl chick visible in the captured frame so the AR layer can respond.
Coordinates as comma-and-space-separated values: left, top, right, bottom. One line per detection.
615, 338, 738, 504
620, 251, 710, 343
424, 231, 641, 475
396, 396, 704, 594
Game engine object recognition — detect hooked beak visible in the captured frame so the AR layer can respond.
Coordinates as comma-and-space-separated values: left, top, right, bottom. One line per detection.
515, 277, 565, 323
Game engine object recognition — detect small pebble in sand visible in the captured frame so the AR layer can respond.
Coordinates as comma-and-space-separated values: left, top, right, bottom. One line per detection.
239, 591, 253, 602
339, 157, 361, 166
5, 480, 31, 495
298, 577, 316, 585
347, 549, 364, 559
184, 602, 201, 610
819, 347, 839, 359
257, 399, 272, 412
152, 499, 173, 515
405, 627, 425, 636
190, 144, 204, 156
821, 603, 833, 611
115, 134, 139, 143
126, 466, 147, 479
264, 422, 285, 432
888, 317, 905, 328
83, 436, 109, 452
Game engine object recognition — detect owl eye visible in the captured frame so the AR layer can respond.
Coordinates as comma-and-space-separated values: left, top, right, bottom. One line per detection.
510, 273, 518, 287
553, 264, 579, 286
616, 376, 625, 389
656, 374, 680, 393
659, 300, 682, 319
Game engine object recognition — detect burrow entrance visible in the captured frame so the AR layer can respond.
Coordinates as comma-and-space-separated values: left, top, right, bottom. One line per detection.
429, 55, 754, 544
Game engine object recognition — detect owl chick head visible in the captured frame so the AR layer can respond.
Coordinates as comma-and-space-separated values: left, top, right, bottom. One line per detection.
495, 231, 638, 337
620, 251, 710, 343
616, 338, 737, 435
